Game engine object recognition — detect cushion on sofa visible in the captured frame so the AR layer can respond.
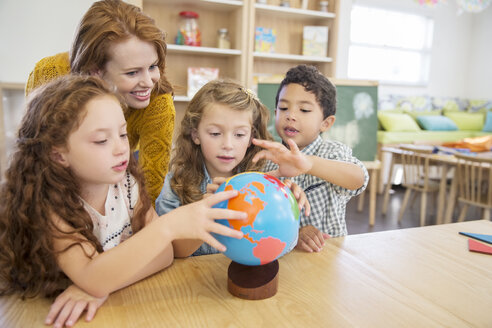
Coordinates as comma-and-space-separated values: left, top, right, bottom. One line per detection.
444, 112, 484, 131
483, 112, 492, 132
433, 97, 469, 112
378, 113, 421, 132
416, 116, 458, 131
406, 109, 442, 120
397, 96, 432, 112
468, 99, 492, 113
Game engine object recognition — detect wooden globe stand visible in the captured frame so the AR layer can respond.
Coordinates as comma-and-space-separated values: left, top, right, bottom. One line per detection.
227, 260, 279, 300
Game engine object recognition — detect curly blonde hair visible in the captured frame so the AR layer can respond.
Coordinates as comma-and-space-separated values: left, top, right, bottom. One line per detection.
170, 80, 273, 205
0, 75, 150, 298
70, 0, 173, 95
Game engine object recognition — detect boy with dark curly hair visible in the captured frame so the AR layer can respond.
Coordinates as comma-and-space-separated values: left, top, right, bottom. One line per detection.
253, 65, 369, 252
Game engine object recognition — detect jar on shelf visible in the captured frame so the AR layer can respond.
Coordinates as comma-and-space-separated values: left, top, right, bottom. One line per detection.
319, 1, 329, 12
280, 0, 290, 7
217, 28, 231, 49
175, 11, 201, 46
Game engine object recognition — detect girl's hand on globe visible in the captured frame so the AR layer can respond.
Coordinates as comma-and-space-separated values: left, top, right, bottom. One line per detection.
296, 225, 330, 253
283, 179, 310, 216
204, 177, 227, 198
251, 138, 312, 177
165, 190, 246, 252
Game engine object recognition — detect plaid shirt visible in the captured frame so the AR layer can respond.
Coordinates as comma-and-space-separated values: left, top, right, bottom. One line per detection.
155, 167, 219, 256
264, 136, 369, 237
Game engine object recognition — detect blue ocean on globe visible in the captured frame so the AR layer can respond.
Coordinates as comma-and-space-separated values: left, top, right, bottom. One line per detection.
213, 172, 300, 266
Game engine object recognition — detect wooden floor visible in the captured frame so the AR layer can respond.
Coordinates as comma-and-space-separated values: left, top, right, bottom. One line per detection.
346, 185, 484, 235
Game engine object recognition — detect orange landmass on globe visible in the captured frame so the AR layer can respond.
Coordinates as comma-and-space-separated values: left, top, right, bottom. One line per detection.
224, 182, 286, 264
252, 237, 286, 265
225, 183, 265, 231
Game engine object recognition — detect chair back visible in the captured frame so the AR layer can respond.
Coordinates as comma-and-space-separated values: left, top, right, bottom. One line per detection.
455, 153, 492, 209
399, 146, 434, 192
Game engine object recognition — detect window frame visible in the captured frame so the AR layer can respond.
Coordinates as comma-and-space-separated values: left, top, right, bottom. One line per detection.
347, 4, 434, 87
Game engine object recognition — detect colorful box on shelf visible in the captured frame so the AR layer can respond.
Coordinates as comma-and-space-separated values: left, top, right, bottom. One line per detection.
302, 26, 329, 57
255, 27, 277, 53
187, 67, 219, 98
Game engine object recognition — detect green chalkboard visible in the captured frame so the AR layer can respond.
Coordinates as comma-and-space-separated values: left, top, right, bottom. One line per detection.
257, 81, 378, 161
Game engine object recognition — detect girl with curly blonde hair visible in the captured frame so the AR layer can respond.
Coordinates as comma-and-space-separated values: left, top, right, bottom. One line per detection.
155, 80, 308, 258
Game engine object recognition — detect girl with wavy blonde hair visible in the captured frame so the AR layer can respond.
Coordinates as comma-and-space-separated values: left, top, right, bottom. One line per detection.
0, 75, 245, 327
155, 80, 308, 258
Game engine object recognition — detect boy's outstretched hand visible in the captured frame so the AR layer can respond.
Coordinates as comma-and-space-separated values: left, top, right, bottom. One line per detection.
252, 138, 312, 178
296, 225, 330, 253
45, 284, 108, 328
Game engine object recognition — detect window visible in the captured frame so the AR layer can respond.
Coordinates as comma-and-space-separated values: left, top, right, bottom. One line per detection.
348, 5, 434, 85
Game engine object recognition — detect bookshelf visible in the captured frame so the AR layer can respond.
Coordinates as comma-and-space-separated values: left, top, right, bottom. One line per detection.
142, 0, 248, 98
141, 0, 339, 94
248, 0, 339, 87
141, 0, 250, 129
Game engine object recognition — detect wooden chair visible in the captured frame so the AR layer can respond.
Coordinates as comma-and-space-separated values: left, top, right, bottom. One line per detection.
381, 147, 404, 216
357, 160, 381, 226
398, 146, 440, 226
455, 153, 492, 221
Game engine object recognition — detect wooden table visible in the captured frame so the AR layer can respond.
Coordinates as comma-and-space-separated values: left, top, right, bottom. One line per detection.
1, 220, 491, 327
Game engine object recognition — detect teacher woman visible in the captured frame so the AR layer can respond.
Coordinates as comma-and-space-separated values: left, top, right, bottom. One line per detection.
26, 0, 175, 205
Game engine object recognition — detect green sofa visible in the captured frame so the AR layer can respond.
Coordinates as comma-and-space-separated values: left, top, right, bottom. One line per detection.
377, 95, 492, 146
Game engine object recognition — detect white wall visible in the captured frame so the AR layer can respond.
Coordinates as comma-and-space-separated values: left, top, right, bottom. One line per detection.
466, 9, 492, 98
336, 0, 492, 99
0, 0, 94, 83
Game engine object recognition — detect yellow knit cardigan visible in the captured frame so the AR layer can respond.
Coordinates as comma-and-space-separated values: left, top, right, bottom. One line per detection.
26, 52, 175, 205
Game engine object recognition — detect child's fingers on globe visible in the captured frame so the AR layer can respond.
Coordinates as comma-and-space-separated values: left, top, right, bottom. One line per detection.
205, 189, 239, 206
210, 208, 247, 221
211, 222, 243, 239
303, 200, 311, 216
203, 234, 226, 252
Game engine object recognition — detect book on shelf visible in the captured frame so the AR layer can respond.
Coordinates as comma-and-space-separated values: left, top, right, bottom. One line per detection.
302, 26, 329, 57
187, 67, 219, 98
255, 27, 276, 53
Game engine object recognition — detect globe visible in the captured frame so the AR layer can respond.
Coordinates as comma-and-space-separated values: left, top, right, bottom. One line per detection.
213, 172, 300, 266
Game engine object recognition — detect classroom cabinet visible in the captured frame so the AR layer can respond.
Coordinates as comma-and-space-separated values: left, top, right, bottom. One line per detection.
141, 0, 339, 97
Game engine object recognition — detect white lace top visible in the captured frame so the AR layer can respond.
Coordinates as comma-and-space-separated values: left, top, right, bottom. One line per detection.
83, 172, 139, 251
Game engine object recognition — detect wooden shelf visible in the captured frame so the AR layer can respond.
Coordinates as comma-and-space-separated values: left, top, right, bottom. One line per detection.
249, 0, 340, 85
255, 3, 335, 20
167, 44, 241, 56
173, 95, 191, 102
253, 52, 333, 63
144, 0, 242, 11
